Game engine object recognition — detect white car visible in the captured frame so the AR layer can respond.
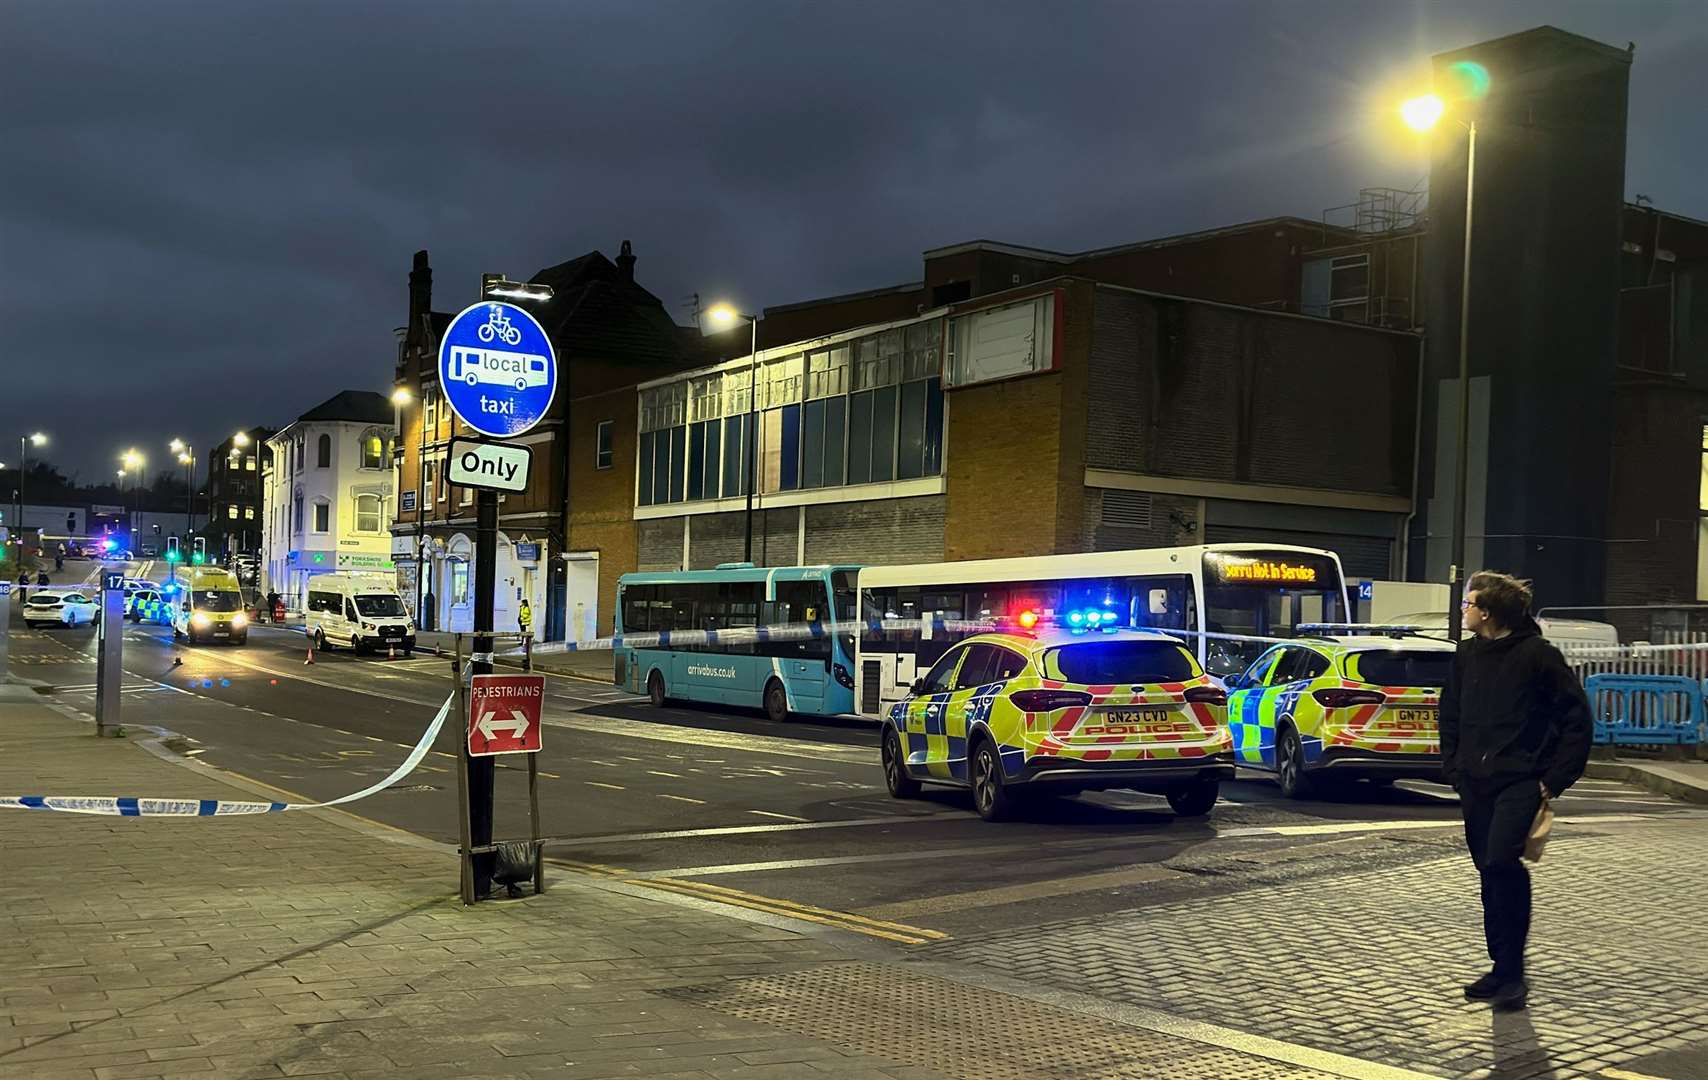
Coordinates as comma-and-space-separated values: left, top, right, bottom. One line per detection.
23, 591, 99, 628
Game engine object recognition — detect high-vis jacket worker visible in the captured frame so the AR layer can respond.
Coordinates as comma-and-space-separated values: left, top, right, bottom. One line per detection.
517, 599, 533, 636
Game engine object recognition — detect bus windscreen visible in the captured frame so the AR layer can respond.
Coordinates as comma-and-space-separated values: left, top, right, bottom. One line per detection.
1200, 551, 1348, 675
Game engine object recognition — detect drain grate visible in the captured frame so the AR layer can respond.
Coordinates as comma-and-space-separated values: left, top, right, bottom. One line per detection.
659, 962, 1340, 1079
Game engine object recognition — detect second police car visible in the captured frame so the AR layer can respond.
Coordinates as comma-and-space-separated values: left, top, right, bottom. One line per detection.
1225, 627, 1454, 797
880, 618, 1233, 821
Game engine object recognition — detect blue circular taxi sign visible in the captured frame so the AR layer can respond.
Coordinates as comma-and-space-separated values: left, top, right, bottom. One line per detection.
437, 300, 558, 438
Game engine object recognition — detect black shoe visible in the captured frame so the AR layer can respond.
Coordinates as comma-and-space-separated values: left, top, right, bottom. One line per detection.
1463, 972, 1503, 1001
1490, 979, 1529, 1012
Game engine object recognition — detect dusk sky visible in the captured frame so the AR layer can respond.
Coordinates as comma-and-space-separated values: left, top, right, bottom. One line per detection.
3, 0, 1703, 484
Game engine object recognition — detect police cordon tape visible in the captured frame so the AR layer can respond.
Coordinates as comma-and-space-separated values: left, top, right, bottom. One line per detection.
0, 692, 455, 817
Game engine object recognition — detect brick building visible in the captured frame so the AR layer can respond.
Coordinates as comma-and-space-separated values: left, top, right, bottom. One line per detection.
202, 426, 273, 561
610, 278, 1419, 639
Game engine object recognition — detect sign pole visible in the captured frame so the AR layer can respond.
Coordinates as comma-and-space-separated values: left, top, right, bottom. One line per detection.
468, 488, 498, 899
95, 571, 124, 737
528, 753, 543, 895
453, 633, 474, 905
0, 580, 12, 682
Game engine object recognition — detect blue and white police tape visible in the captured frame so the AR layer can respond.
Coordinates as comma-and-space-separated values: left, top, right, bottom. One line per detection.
495, 616, 1348, 659
0, 692, 455, 817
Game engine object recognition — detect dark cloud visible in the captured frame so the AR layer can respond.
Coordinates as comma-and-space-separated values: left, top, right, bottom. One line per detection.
2, 0, 1702, 481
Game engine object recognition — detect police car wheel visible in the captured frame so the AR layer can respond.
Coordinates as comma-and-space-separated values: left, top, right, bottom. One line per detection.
970, 739, 1016, 822
1166, 777, 1220, 817
763, 680, 789, 724
882, 728, 921, 798
1277, 726, 1314, 800
647, 670, 667, 708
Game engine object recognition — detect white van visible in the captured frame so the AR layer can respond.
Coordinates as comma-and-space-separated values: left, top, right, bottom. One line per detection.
305, 573, 417, 655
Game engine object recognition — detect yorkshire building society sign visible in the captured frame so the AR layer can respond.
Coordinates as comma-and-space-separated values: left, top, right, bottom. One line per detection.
438, 300, 557, 438
447, 437, 531, 494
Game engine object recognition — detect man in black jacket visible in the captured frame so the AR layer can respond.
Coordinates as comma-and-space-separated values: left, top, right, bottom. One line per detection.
1440, 571, 1592, 1011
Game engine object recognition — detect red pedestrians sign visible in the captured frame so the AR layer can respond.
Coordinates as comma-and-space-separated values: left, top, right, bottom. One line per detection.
468, 675, 544, 757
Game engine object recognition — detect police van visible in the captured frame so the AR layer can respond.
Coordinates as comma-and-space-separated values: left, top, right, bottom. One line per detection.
171, 567, 249, 645
305, 572, 416, 655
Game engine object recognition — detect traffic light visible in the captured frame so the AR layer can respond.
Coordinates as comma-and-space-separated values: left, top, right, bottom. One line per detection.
192, 536, 206, 565
166, 536, 181, 562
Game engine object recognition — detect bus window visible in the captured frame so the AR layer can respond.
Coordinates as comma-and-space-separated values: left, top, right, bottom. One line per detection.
1128, 574, 1195, 632
1200, 551, 1348, 675
767, 579, 831, 660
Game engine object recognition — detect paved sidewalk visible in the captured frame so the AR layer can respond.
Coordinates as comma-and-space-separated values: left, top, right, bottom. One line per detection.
0, 694, 1415, 1080
1585, 758, 1708, 804
931, 807, 1708, 1080
413, 630, 616, 684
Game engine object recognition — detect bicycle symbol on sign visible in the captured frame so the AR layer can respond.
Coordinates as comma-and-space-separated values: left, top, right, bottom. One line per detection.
477, 304, 523, 346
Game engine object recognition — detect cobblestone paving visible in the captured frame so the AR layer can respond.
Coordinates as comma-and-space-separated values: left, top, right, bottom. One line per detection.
928, 816, 1708, 1079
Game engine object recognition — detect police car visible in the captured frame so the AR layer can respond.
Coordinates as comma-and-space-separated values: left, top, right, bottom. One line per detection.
121, 579, 158, 617
880, 623, 1233, 821
126, 587, 174, 625
1225, 626, 1454, 798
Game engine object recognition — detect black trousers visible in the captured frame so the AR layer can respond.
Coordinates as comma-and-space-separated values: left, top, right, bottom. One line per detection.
1460, 777, 1543, 980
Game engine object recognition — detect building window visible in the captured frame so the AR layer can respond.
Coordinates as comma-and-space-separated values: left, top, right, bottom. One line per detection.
596, 420, 614, 469
1302, 254, 1371, 322
317, 433, 332, 468
1697, 424, 1708, 601
227, 505, 238, 520
313, 500, 330, 533
354, 493, 382, 534
361, 432, 384, 470
293, 493, 303, 533
424, 389, 438, 435
244, 506, 254, 520
451, 562, 469, 605
245, 454, 256, 471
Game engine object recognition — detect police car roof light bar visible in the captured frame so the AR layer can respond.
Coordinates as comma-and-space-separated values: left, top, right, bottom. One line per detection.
1297, 622, 1427, 639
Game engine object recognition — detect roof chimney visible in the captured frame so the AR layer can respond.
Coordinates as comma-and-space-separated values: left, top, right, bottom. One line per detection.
408, 250, 432, 326
616, 239, 636, 282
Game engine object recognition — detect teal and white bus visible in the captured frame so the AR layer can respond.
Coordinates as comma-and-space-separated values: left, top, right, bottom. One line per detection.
616, 563, 860, 722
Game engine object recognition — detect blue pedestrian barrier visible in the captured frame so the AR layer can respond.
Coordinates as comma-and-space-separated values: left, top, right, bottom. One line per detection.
1584, 674, 1704, 746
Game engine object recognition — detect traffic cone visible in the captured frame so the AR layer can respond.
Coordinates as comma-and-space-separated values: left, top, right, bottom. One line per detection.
305, 638, 315, 665
386, 644, 397, 661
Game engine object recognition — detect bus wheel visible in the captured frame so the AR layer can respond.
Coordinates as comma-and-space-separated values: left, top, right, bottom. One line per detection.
647, 670, 667, 708
763, 679, 789, 724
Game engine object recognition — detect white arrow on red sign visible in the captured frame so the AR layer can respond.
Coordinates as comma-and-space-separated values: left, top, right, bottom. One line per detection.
467, 674, 544, 756
476, 709, 531, 742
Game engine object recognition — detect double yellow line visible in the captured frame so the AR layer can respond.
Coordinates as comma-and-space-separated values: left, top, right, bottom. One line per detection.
548, 858, 948, 946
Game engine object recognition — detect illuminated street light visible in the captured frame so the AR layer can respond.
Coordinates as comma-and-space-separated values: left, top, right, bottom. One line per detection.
232, 431, 250, 448
481, 277, 555, 302
1399, 93, 1445, 132
169, 438, 186, 454
391, 386, 412, 407
707, 301, 761, 562
1397, 75, 1483, 642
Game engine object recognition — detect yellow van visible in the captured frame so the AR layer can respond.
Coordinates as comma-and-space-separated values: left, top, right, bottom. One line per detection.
171, 567, 249, 645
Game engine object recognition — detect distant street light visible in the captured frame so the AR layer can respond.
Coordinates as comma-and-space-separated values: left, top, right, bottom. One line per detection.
1400, 74, 1482, 641
481, 277, 555, 302
708, 303, 761, 563
171, 440, 197, 540
14, 432, 49, 556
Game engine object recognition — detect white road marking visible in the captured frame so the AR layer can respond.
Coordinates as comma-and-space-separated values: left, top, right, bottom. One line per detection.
559, 812, 964, 847
657, 793, 706, 804
747, 810, 809, 821
586, 781, 625, 791
647, 769, 683, 778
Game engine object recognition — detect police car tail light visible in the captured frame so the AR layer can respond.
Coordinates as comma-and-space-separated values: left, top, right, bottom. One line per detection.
1313, 688, 1385, 709
1010, 689, 1092, 712
1182, 686, 1226, 708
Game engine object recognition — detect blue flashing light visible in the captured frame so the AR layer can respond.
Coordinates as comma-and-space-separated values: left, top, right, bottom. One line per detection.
1067, 610, 1085, 626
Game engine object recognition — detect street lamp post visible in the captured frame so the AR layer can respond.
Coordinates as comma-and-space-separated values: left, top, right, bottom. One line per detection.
707, 304, 760, 563
121, 450, 143, 551
15, 433, 47, 557
170, 440, 195, 540
1402, 92, 1478, 641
